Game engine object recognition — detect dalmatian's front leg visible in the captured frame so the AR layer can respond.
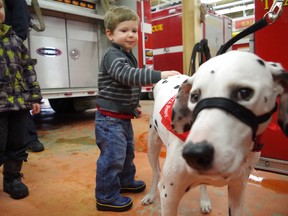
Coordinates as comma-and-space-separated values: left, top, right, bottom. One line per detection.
200, 185, 211, 214
158, 168, 190, 215
227, 178, 247, 216
142, 119, 163, 205
227, 167, 252, 216
228, 152, 259, 216
158, 140, 192, 216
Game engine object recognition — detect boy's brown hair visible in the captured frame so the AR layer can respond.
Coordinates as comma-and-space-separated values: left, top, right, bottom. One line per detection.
104, 6, 140, 32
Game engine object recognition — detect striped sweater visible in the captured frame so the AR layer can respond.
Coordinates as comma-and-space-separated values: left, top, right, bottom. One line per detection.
96, 43, 161, 116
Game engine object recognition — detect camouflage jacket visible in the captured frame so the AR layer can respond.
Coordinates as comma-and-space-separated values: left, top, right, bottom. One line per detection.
0, 24, 42, 112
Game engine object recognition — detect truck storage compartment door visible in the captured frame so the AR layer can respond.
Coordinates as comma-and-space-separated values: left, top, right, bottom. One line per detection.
29, 16, 69, 89
67, 20, 99, 88
152, 5, 183, 73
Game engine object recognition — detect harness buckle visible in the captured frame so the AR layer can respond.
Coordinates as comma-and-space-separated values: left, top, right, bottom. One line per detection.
252, 138, 264, 152
264, 0, 284, 24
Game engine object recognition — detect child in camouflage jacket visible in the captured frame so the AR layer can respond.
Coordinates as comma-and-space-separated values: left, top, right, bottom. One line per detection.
0, 0, 42, 199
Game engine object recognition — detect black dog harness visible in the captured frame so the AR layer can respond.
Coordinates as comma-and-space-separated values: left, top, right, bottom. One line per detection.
193, 98, 278, 152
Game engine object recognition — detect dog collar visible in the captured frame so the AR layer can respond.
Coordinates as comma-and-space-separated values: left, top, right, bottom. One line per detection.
193, 97, 278, 151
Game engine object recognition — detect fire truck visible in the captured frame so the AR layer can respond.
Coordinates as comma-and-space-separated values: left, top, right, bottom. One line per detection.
150, 1, 232, 74
253, 0, 288, 174
26, 0, 153, 112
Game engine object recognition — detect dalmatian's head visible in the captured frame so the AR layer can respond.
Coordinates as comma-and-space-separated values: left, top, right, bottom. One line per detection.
171, 51, 288, 176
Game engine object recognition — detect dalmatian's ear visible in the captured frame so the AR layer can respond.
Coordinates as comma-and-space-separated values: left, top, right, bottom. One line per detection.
270, 62, 288, 136
171, 77, 194, 133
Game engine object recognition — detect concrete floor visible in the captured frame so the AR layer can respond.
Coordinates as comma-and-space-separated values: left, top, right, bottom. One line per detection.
0, 100, 288, 216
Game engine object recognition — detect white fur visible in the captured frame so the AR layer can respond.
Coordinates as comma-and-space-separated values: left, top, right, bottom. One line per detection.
142, 51, 288, 216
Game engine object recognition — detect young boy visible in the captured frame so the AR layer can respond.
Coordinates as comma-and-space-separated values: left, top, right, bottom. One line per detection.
95, 5, 180, 212
0, 0, 42, 199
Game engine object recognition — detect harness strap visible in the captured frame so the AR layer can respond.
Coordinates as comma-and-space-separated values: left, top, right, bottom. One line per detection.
217, 18, 268, 55
193, 98, 277, 144
30, 0, 45, 32
189, 39, 211, 76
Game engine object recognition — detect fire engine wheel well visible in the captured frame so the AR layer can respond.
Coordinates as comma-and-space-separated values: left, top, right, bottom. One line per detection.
140, 92, 154, 100
48, 97, 96, 113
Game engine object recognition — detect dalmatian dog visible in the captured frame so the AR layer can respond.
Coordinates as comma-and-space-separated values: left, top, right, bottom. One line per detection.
141, 51, 288, 216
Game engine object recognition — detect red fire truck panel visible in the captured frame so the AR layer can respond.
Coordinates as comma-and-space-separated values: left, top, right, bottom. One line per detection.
151, 4, 232, 74
254, 0, 288, 173
152, 5, 183, 73
152, 6, 182, 48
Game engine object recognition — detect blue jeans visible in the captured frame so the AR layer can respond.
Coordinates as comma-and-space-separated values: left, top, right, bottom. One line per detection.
95, 111, 136, 203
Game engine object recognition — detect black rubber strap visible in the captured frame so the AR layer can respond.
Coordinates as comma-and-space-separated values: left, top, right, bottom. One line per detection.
193, 98, 258, 139
189, 39, 211, 76
189, 42, 200, 76
193, 98, 277, 140
217, 17, 269, 55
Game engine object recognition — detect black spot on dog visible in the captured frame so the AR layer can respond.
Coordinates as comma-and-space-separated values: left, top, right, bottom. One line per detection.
264, 97, 267, 103
271, 63, 277, 67
165, 194, 167, 198
163, 185, 165, 189
155, 120, 158, 127
162, 79, 168, 84
170, 183, 174, 186
174, 85, 180, 89
172, 109, 176, 121
257, 59, 265, 67
149, 124, 152, 128
154, 126, 158, 132
211, 70, 215, 74
183, 123, 191, 132
229, 207, 232, 216
185, 186, 190, 192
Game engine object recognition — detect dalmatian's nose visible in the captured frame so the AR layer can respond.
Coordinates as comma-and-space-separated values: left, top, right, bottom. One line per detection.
182, 141, 214, 171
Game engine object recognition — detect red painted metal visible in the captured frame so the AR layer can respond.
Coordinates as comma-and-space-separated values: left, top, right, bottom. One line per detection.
151, 4, 183, 73
254, 0, 288, 161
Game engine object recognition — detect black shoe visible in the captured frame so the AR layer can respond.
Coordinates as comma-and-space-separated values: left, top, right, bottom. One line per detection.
96, 195, 133, 212
3, 173, 29, 199
120, 180, 146, 193
3, 160, 29, 199
27, 141, 44, 152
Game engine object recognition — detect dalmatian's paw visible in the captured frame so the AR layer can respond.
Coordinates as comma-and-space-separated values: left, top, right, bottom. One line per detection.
200, 199, 212, 214
141, 193, 156, 205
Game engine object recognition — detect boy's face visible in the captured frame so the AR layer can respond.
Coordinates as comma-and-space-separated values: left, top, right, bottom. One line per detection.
106, 20, 139, 52
0, 0, 4, 24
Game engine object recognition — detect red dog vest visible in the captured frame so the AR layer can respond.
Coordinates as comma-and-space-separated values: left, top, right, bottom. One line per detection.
160, 95, 189, 142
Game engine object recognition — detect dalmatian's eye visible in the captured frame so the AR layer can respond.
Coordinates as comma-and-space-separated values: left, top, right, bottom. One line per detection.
190, 93, 199, 103
232, 87, 254, 101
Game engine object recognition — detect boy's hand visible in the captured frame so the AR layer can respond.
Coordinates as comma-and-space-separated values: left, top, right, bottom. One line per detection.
161, 70, 181, 79
31, 103, 41, 115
